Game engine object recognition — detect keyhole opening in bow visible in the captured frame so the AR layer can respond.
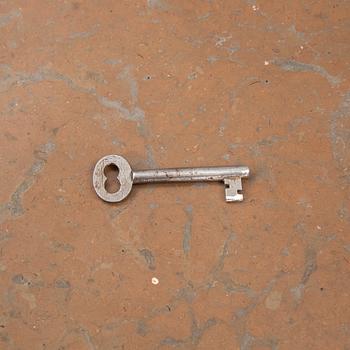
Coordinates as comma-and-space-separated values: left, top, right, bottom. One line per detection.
104, 164, 120, 193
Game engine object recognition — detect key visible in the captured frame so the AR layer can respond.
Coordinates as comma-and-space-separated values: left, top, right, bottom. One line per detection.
93, 155, 249, 203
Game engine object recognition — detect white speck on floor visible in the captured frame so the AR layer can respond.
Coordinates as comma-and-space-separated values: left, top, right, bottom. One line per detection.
152, 277, 159, 285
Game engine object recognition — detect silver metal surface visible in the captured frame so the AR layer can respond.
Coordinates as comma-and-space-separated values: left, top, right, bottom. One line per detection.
224, 178, 244, 202
93, 155, 250, 203
93, 155, 133, 202
133, 166, 249, 183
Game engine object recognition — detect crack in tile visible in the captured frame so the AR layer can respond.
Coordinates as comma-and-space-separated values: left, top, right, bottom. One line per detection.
0, 64, 157, 167
0, 141, 56, 223
0, 64, 144, 122
330, 91, 350, 181
290, 247, 318, 303
0, 9, 21, 29
271, 59, 341, 86
182, 205, 193, 257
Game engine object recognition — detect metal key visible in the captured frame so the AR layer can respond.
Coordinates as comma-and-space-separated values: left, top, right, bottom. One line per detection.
93, 155, 249, 203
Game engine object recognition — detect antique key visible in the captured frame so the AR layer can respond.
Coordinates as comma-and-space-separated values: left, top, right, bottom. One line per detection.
93, 155, 249, 203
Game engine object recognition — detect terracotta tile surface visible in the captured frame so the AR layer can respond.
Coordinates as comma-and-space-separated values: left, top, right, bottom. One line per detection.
1, 1, 349, 349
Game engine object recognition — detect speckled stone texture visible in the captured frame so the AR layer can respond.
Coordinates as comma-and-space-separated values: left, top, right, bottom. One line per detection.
0, 1, 349, 349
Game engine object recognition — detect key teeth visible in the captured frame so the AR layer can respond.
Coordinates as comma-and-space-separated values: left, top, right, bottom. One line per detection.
224, 178, 244, 202
225, 192, 244, 202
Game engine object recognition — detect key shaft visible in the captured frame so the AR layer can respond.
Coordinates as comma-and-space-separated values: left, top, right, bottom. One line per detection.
133, 166, 249, 183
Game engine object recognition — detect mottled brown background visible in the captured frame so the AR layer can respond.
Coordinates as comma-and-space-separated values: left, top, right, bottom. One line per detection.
0, 1, 349, 349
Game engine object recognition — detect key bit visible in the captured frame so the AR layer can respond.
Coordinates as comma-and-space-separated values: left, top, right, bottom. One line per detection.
93, 155, 250, 203
224, 178, 243, 202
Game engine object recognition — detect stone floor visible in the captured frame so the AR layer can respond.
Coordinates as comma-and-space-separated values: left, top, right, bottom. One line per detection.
0, 1, 349, 349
